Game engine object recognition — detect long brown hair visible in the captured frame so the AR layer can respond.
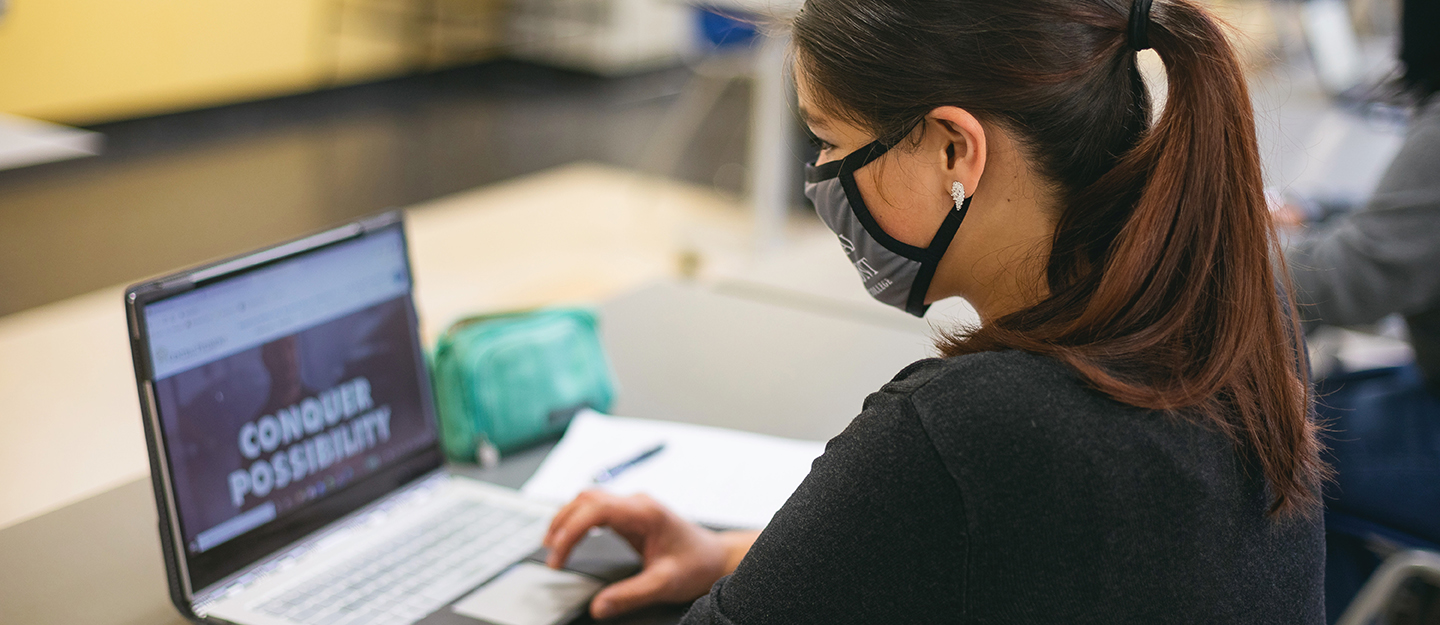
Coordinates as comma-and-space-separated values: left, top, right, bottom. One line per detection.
793, 0, 1326, 516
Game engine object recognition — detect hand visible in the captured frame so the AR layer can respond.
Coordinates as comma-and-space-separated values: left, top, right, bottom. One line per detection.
1272, 201, 1308, 230
1264, 188, 1308, 230
543, 491, 754, 619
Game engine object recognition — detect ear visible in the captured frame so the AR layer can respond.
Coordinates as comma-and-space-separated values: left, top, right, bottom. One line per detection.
927, 106, 987, 198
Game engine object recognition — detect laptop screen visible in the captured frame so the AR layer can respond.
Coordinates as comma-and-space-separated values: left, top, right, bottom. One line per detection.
141, 223, 440, 586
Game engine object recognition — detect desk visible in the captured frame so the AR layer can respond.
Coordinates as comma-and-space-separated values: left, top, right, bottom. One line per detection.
0, 280, 934, 625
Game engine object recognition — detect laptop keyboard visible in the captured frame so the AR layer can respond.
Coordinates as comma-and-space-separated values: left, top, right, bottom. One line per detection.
254, 498, 548, 625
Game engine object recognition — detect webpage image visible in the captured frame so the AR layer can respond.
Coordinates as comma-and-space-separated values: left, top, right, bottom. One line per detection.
146, 230, 435, 554
155, 297, 433, 554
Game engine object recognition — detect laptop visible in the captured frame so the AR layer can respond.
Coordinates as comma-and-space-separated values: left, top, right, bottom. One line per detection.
125, 212, 633, 625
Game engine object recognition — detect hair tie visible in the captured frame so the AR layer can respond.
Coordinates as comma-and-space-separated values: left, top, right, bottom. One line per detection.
1128, 0, 1154, 51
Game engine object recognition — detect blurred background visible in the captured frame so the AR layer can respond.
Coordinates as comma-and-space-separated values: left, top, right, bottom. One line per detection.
0, 0, 1409, 318
0, 0, 805, 317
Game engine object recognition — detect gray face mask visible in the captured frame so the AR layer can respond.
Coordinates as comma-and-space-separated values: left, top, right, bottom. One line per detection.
804, 140, 972, 317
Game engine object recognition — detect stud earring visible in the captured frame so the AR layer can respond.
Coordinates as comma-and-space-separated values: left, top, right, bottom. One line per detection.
950, 181, 966, 210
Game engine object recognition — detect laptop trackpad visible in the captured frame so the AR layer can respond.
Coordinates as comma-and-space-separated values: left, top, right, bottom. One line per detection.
451, 562, 604, 625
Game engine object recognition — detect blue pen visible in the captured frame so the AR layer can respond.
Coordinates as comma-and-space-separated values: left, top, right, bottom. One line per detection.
592, 443, 666, 484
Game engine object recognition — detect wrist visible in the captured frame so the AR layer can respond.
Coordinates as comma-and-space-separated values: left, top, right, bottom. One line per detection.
717, 530, 760, 575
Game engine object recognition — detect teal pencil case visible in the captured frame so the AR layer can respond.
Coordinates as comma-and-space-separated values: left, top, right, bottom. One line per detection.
431, 307, 617, 464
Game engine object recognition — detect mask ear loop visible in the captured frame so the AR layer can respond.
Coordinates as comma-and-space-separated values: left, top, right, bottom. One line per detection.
835, 119, 924, 178
834, 139, 930, 261
904, 188, 973, 316
835, 139, 893, 178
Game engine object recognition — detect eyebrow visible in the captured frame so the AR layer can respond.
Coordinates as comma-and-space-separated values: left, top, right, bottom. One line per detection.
798, 106, 830, 128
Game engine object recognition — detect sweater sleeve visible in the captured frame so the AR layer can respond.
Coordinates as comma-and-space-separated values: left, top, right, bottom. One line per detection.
1285, 103, 1440, 329
677, 383, 969, 625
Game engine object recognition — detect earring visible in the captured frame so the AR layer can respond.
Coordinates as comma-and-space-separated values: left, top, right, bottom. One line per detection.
950, 181, 966, 210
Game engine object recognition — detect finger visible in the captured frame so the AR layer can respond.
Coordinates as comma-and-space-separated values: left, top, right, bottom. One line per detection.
545, 490, 609, 549
590, 567, 672, 620
545, 497, 615, 568
548, 493, 668, 569
545, 497, 585, 548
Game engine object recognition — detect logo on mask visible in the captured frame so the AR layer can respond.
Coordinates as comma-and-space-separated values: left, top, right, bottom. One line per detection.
855, 258, 878, 281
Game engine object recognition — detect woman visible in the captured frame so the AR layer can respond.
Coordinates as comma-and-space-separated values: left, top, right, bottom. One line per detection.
547, 0, 1327, 621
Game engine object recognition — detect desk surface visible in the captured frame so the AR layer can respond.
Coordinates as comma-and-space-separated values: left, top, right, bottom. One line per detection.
0, 279, 935, 625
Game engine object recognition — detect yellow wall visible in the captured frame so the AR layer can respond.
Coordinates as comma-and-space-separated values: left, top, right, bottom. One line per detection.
0, 0, 501, 125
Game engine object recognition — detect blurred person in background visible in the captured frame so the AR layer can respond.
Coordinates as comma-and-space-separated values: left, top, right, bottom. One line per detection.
1282, 0, 1440, 619
541, 0, 1330, 622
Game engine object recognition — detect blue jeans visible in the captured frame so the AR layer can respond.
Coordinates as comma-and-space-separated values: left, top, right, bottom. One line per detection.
1315, 363, 1440, 622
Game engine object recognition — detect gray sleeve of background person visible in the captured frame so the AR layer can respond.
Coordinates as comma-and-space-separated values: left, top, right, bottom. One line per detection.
1285, 102, 1440, 329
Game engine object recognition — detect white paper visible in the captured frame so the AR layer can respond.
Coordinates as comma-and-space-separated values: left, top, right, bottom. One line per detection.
521, 410, 826, 529
451, 562, 603, 625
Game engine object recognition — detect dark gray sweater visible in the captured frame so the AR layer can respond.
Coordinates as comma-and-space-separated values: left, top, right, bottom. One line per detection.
680, 351, 1324, 624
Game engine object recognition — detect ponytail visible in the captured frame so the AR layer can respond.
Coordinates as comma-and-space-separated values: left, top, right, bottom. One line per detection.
794, 0, 1327, 516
